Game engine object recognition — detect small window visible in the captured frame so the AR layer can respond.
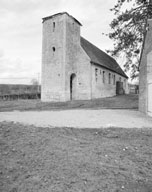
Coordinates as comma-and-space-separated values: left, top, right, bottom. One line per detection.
113, 74, 115, 85
95, 68, 98, 82
53, 22, 55, 32
52, 47, 55, 52
109, 73, 111, 84
119, 77, 121, 82
52, 47, 55, 56
103, 71, 105, 83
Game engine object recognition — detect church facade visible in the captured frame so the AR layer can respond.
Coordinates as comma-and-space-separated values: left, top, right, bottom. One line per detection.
41, 12, 128, 102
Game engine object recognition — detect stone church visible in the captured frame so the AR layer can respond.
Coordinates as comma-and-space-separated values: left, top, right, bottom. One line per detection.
41, 12, 128, 102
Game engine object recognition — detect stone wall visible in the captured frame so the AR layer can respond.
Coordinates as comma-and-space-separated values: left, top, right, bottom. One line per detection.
64, 14, 91, 101
139, 19, 152, 116
91, 64, 127, 99
41, 13, 91, 102
41, 14, 66, 101
147, 50, 152, 116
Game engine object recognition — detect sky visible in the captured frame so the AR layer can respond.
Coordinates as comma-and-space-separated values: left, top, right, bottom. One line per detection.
0, 0, 121, 84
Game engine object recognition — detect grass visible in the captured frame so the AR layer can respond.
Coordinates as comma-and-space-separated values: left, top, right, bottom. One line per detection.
0, 122, 152, 192
0, 94, 138, 112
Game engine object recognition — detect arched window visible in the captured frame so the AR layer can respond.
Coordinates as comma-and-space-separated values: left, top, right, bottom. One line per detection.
70, 73, 76, 100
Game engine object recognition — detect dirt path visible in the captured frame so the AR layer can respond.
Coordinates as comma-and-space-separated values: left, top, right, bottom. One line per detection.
0, 109, 152, 128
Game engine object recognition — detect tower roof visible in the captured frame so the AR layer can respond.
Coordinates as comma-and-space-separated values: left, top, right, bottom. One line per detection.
42, 12, 82, 26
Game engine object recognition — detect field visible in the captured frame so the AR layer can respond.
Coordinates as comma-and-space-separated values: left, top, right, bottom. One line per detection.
1, 122, 152, 192
0, 84, 39, 95
0, 94, 138, 112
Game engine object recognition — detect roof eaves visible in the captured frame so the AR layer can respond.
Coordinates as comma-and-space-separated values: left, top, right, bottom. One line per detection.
91, 61, 128, 79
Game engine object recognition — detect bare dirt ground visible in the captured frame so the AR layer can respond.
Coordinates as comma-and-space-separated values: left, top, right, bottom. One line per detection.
1, 122, 152, 192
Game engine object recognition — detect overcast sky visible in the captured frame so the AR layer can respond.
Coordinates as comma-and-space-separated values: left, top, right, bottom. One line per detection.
0, 0, 119, 84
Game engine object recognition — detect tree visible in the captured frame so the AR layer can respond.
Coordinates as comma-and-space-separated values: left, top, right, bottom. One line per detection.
30, 78, 41, 93
106, 0, 152, 78
31, 78, 39, 85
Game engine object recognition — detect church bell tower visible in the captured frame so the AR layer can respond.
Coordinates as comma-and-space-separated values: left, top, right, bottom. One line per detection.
41, 12, 82, 102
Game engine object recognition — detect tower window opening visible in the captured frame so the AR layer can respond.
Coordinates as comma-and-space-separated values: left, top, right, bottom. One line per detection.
53, 22, 55, 32
52, 47, 55, 52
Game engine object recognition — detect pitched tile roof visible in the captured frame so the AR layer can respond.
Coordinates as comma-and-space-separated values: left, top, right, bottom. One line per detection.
81, 37, 128, 78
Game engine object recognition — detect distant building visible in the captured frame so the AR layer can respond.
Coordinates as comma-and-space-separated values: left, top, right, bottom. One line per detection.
41, 12, 128, 102
128, 84, 139, 94
139, 19, 152, 117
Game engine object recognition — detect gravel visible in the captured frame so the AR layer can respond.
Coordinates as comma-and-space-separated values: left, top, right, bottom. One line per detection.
0, 109, 152, 128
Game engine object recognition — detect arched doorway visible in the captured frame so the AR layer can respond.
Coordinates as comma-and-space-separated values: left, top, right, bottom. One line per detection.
70, 73, 76, 100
